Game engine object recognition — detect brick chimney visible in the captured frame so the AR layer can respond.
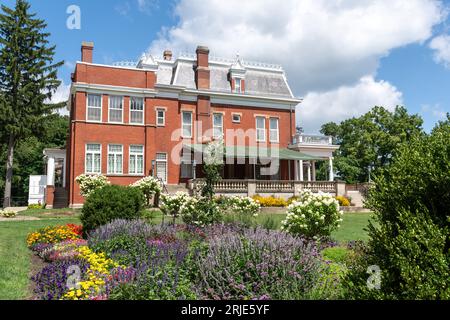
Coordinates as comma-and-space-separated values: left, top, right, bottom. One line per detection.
81, 41, 94, 63
195, 45, 210, 90
163, 50, 173, 61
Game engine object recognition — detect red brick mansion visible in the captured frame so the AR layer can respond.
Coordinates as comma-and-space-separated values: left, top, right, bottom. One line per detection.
39, 42, 339, 208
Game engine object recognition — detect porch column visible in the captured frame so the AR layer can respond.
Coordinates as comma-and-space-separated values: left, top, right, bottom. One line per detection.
312, 160, 316, 181
294, 160, 299, 181
307, 162, 311, 182
299, 160, 304, 181
329, 157, 334, 181
46, 156, 55, 186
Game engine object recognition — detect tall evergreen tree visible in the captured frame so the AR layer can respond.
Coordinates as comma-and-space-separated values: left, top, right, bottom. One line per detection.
0, 0, 63, 207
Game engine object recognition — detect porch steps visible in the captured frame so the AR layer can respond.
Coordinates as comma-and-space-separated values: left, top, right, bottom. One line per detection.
346, 190, 365, 207
53, 187, 68, 209
165, 184, 190, 194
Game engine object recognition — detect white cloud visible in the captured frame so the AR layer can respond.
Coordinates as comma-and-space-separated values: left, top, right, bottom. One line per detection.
137, 0, 159, 14
429, 34, 450, 68
50, 81, 71, 116
146, 0, 445, 131
421, 103, 448, 120
115, 2, 132, 17
297, 76, 403, 133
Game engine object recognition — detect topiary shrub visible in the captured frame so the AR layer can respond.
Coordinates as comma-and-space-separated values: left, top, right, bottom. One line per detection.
80, 185, 145, 236
345, 119, 450, 299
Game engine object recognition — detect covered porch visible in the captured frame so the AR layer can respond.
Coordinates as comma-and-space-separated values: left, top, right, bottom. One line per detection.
183, 140, 343, 197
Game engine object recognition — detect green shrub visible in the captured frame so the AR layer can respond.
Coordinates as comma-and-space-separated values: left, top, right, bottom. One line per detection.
80, 185, 145, 236
345, 120, 450, 299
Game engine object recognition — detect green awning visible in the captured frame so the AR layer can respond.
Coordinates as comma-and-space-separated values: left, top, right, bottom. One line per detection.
183, 143, 322, 161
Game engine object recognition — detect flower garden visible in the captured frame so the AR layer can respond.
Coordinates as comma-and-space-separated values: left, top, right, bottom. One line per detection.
26, 175, 354, 300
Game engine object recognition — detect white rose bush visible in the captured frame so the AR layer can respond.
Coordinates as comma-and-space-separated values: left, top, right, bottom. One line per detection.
281, 190, 344, 239
229, 196, 261, 217
75, 174, 110, 197
160, 192, 191, 221
130, 176, 162, 206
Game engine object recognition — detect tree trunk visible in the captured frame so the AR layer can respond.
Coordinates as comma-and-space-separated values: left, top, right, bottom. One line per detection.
3, 134, 16, 208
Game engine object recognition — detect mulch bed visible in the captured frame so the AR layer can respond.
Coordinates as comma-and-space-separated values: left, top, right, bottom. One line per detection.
26, 253, 46, 300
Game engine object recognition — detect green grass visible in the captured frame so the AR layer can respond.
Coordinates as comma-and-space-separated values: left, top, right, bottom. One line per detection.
0, 207, 373, 300
0, 217, 80, 300
254, 212, 374, 243
19, 208, 81, 218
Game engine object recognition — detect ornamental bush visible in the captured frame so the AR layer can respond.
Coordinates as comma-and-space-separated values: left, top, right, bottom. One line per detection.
0, 209, 16, 218
345, 120, 450, 299
130, 177, 162, 207
335, 195, 351, 207
180, 196, 222, 227
252, 195, 287, 207
75, 174, 110, 197
281, 190, 343, 239
160, 192, 191, 222
80, 185, 145, 236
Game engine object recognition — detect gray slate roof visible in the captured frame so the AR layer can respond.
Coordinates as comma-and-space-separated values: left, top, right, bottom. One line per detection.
153, 56, 294, 98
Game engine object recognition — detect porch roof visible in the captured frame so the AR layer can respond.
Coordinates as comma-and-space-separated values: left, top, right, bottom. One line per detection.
183, 143, 323, 161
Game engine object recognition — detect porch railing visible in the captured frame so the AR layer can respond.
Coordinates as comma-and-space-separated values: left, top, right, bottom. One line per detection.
189, 179, 339, 196
256, 180, 294, 193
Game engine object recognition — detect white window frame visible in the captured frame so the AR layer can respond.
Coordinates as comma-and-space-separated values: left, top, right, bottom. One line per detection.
155, 153, 168, 184
129, 145, 144, 175
85, 143, 102, 174
234, 78, 242, 93
107, 144, 123, 175
129, 97, 144, 125
212, 113, 224, 138
256, 116, 266, 142
156, 108, 166, 126
181, 111, 193, 138
86, 94, 102, 122
232, 113, 241, 123
108, 95, 124, 123
269, 117, 279, 143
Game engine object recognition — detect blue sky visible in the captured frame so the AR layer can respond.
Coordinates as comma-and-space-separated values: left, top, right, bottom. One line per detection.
3, 0, 450, 133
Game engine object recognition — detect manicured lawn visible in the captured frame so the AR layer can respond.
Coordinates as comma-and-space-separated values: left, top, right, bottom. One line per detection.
19, 208, 81, 218
255, 212, 374, 243
0, 217, 80, 300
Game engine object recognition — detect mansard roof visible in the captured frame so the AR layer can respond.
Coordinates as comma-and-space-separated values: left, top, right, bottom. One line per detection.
114, 52, 295, 99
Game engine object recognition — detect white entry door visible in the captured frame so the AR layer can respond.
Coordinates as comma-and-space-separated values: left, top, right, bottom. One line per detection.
156, 153, 168, 184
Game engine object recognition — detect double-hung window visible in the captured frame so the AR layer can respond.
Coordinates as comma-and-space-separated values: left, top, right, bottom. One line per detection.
256, 116, 266, 142
182, 111, 193, 138
130, 97, 144, 124
156, 109, 165, 126
85, 144, 101, 174
234, 78, 242, 93
269, 118, 279, 143
129, 145, 144, 175
87, 94, 102, 122
107, 144, 123, 174
213, 113, 223, 138
109, 96, 123, 123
